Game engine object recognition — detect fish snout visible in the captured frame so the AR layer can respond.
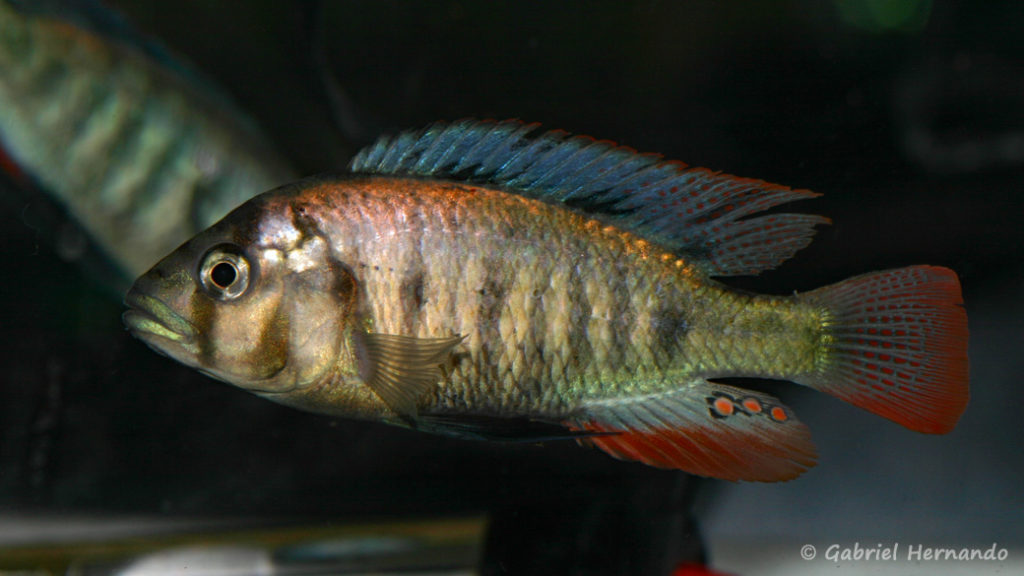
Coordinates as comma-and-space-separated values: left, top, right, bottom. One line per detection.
123, 287, 199, 350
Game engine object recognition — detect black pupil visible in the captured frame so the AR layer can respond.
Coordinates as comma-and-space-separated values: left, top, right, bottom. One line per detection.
210, 261, 237, 288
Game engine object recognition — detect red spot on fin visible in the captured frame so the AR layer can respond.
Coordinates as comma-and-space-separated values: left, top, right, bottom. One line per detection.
712, 396, 735, 416
700, 211, 831, 276
799, 266, 969, 434
566, 381, 817, 482
742, 397, 763, 413
770, 406, 788, 422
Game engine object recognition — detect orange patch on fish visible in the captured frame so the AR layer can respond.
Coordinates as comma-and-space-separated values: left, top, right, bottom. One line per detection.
742, 397, 763, 413
770, 406, 789, 422
713, 396, 735, 416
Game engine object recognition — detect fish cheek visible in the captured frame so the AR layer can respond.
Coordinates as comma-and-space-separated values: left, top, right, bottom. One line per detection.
251, 297, 292, 381
199, 285, 290, 384
281, 284, 342, 385
274, 262, 359, 387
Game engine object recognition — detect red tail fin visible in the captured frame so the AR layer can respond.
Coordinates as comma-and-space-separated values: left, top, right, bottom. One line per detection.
800, 266, 969, 434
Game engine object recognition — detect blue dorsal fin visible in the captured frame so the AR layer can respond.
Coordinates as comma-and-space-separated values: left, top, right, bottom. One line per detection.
349, 119, 829, 276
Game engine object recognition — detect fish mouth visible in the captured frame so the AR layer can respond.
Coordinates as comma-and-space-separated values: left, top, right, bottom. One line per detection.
123, 289, 199, 356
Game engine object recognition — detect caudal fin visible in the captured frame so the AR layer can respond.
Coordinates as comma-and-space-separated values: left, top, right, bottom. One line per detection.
799, 266, 969, 434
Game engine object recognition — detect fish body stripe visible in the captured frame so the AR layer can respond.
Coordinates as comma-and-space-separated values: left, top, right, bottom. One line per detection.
281, 176, 824, 418
122, 119, 969, 480
0, 6, 294, 278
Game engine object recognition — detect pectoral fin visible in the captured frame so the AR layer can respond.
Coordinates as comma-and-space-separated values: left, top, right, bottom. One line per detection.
359, 332, 465, 419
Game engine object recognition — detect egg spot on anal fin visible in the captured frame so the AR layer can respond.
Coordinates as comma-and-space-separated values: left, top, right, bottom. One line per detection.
770, 406, 789, 422
711, 395, 735, 418
567, 380, 817, 482
742, 397, 763, 413
356, 331, 466, 419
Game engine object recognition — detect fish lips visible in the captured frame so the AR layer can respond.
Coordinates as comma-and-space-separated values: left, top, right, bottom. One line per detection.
123, 289, 200, 362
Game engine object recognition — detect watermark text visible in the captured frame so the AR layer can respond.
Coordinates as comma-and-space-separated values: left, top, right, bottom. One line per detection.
800, 542, 1009, 563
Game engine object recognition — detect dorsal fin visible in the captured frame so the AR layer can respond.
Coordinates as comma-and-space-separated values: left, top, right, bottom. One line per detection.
349, 119, 829, 276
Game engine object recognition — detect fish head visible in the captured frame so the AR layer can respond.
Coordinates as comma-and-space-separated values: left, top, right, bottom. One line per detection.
123, 190, 361, 401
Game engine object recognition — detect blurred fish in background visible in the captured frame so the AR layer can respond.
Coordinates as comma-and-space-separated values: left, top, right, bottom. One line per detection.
0, 0, 296, 291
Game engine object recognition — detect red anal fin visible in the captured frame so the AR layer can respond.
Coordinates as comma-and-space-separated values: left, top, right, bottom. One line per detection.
800, 266, 969, 434
567, 381, 817, 482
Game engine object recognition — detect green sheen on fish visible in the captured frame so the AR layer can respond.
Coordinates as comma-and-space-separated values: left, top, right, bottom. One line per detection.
124, 120, 969, 482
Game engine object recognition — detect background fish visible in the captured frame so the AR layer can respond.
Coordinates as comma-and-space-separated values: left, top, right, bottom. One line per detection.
0, 0, 296, 289
124, 119, 969, 482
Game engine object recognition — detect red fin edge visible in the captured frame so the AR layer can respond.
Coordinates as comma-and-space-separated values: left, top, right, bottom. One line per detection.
802, 266, 969, 434
567, 383, 818, 482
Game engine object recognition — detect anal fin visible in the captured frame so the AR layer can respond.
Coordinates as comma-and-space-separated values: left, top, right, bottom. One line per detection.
566, 380, 817, 482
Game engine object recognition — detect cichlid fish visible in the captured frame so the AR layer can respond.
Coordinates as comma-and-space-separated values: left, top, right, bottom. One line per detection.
123, 120, 969, 482
0, 0, 295, 286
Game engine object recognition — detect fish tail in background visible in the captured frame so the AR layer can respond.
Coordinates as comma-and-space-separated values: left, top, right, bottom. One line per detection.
797, 265, 969, 434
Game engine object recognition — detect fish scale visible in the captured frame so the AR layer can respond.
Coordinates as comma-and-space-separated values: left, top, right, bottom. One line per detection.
318, 178, 819, 411
124, 120, 968, 481
296, 178, 706, 412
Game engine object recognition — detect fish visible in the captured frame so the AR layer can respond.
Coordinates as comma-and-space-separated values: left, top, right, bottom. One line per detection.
0, 0, 295, 288
123, 119, 969, 482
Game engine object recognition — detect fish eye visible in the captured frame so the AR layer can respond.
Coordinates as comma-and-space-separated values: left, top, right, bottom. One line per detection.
210, 262, 237, 288
198, 245, 251, 300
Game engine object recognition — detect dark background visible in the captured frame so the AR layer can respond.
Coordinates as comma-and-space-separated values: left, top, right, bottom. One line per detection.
2, 0, 1021, 572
